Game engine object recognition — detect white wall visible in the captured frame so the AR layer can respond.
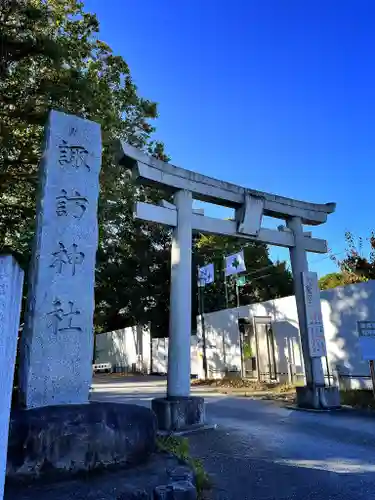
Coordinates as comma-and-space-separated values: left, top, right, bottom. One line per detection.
151, 336, 202, 377
151, 337, 168, 374
320, 281, 375, 388
196, 296, 303, 381
96, 329, 202, 377
95, 324, 151, 372
95, 281, 375, 387
198, 280, 375, 388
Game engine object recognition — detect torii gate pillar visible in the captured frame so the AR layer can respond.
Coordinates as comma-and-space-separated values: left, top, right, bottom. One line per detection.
168, 190, 193, 398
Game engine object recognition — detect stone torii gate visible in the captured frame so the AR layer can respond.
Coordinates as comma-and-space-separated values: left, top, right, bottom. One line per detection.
117, 142, 340, 428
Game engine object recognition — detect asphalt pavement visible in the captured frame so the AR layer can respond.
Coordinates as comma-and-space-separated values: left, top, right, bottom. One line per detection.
92, 375, 375, 500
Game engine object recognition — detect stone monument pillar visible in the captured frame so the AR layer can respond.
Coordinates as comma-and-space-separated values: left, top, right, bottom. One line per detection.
287, 216, 339, 409
19, 110, 101, 409
287, 216, 325, 386
0, 255, 24, 499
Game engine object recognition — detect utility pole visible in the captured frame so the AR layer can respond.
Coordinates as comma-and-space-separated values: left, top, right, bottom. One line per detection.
198, 281, 208, 379
224, 257, 229, 309
235, 279, 240, 308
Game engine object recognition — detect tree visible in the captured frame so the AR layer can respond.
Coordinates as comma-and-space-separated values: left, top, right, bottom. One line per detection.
318, 272, 350, 290
331, 231, 374, 284
193, 233, 293, 317
0, 0, 296, 337
0, 0, 171, 333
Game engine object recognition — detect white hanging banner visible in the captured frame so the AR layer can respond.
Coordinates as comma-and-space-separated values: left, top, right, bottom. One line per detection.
198, 263, 214, 287
301, 271, 327, 358
225, 250, 246, 277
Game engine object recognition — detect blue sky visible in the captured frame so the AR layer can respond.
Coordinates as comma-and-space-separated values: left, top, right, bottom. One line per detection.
85, 0, 375, 277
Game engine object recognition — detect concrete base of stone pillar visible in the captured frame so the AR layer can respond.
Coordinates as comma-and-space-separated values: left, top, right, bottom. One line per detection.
152, 397, 205, 431
296, 385, 341, 410
6, 402, 157, 481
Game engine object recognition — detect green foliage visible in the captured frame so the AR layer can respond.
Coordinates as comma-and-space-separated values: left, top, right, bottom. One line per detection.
330, 231, 374, 284
242, 341, 252, 360
0, 0, 171, 333
193, 234, 293, 316
157, 434, 190, 457
318, 272, 350, 290
0, 0, 296, 336
156, 435, 211, 496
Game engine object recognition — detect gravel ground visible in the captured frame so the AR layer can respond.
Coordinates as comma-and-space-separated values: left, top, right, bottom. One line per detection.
188, 397, 375, 500
90, 375, 375, 500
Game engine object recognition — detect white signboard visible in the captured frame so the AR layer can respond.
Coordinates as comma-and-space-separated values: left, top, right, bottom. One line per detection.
302, 272, 327, 358
358, 321, 375, 360
198, 263, 214, 287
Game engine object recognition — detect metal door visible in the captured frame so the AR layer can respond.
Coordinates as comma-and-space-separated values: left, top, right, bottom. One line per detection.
254, 317, 277, 381
239, 320, 257, 378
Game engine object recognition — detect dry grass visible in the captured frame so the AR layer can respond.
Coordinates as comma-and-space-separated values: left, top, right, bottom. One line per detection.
194, 379, 375, 410
192, 377, 265, 389
192, 376, 298, 404
192, 376, 295, 391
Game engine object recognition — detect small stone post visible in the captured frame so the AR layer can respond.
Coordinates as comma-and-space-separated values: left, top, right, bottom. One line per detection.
0, 255, 24, 499
19, 110, 101, 409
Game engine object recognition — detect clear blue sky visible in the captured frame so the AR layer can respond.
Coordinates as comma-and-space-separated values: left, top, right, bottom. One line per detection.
85, 0, 375, 277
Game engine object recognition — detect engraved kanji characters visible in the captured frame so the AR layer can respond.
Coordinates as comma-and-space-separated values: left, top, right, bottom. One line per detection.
56, 189, 88, 219
51, 134, 91, 335
58, 139, 90, 171
47, 299, 82, 335
50, 242, 84, 276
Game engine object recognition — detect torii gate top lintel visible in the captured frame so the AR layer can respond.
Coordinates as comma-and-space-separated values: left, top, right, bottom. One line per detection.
117, 141, 335, 255
117, 141, 335, 227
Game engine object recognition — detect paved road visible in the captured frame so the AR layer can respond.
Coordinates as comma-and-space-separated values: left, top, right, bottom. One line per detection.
92, 375, 375, 500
